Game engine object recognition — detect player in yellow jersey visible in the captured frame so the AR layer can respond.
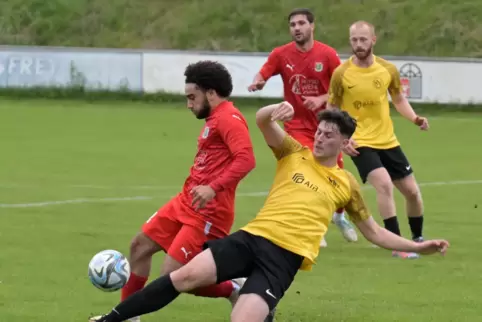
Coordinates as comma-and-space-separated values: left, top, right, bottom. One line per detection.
91, 105, 448, 322
327, 21, 430, 259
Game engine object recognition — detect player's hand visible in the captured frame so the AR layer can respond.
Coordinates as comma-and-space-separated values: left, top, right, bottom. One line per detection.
415, 239, 449, 256
342, 138, 359, 156
301, 95, 326, 111
271, 101, 294, 122
414, 116, 429, 131
248, 80, 266, 92
190, 185, 216, 210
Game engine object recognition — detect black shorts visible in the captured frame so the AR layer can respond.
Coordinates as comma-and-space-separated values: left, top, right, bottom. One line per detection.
203, 230, 303, 311
351, 146, 413, 183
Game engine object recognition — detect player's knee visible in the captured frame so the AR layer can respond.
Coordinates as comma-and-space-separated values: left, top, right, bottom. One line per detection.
400, 182, 421, 201
169, 265, 204, 292
395, 176, 421, 201
231, 294, 270, 322
373, 179, 393, 197
170, 250, 217, 292
129, 232, 161, 262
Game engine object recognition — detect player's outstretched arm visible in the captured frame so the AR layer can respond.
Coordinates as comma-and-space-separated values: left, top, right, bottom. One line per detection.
255, 102, 294, 149
355, 218, 449, 256
344, 170, 448, 256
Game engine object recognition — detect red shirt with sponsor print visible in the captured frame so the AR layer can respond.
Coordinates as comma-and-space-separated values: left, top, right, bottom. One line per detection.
259, 41, 341, 141
179, 101, 255, 236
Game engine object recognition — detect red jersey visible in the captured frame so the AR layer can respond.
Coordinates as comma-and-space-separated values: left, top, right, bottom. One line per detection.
179, 101, 255, 235
259, 41, 341, 140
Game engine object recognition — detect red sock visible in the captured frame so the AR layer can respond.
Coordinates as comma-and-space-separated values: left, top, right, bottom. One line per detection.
190, 280, 234, 298
121, 272, 148, 301
336, 208, 344, 214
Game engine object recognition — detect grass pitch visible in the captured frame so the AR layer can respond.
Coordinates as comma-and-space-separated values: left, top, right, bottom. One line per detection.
0, 99, 481, 321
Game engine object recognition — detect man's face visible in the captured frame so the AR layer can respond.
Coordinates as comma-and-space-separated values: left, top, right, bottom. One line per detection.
313, 121, 347, 158
185, 83, 211, 119
350, 24, 376, 60
289, 14, 313, 46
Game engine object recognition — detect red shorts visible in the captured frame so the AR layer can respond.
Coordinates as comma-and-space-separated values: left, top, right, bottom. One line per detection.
142, 196, 225, 265
291, 132, 344, 168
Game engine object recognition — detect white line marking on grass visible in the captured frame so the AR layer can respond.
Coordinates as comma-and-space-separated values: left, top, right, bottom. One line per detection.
3, 179, 481, 192
1, 179, 481, 208
0, 183, 179, 190
0, 196, 152, 208
237, 179, 482, 197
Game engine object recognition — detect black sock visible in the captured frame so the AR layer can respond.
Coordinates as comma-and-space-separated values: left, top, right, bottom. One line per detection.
102, 275, 180, 322
408, 216, 424, 239
383, 216, 401, 236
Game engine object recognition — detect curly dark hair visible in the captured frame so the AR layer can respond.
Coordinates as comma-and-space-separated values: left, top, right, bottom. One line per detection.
318, 109, 357, 138
184, 60, 233, 98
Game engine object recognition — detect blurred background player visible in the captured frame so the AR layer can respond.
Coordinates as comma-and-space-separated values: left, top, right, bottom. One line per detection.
90, 106, 449, 322
327, 21, 429, 259
248, 8, 357, 247
90, 61, 256, 322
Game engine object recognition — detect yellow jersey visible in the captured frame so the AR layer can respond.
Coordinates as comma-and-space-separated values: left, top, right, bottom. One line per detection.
241, 135, 371, 271
328, 56, 404, 149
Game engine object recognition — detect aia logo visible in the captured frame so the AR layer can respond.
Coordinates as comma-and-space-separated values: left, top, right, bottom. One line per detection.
292, 173, 318, 192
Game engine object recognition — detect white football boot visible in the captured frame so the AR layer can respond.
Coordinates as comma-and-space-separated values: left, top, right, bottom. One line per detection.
333, 211, 358, 242
228, 278, 246, 307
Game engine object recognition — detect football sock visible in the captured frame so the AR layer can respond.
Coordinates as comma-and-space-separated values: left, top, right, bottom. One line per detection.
121, 272, 148, 301
191, 281, 234, 298
103, 275, 180, 322
383, 216, 401, 236
408, 216, 424, 240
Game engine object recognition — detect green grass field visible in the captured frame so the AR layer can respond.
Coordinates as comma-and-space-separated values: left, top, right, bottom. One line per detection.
1, 99, 481, 322
3, 0, 482, 57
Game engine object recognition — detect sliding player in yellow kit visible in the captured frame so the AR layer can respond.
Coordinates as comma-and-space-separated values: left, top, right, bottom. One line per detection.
328, 21, 430, 259
91, 104, 449, 322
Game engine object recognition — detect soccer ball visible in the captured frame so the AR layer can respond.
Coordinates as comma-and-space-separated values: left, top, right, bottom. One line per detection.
88, 249, 131, 292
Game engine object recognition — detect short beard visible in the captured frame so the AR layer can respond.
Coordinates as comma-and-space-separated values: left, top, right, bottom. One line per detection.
195, 98, 211, 119
353, 46, 372, 60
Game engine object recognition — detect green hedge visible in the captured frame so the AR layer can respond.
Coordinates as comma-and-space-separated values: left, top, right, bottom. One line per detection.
2, 0, 482, 57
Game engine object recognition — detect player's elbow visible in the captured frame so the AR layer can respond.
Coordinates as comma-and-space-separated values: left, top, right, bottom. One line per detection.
255, 109, 267, 128
245, 150, 256, 172
236, 149, 257, 173
391, 93, 406, 106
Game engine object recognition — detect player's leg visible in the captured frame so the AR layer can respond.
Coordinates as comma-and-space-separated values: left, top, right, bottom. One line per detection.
164, 223, 244, 306
91, 231, 255, 322
380, 146, 424, 242
332, 152, 358, 243
231, 234, 303, 322
354, 148, 419, 259
121, 199, 181, 302
352, 148, 397, 231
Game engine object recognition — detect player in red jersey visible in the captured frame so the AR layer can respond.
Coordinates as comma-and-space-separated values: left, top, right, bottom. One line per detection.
90, 61, 256, 322
248, 8, 358, 247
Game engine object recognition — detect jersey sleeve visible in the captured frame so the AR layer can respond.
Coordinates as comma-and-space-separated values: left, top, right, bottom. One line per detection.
259, 48, 281, 80
327, 66, 345, 107
386, 63, 404, 96
326, 48, 342, 77
209, 113, 256, 192
344, 171, 372, 223
269, 134, 304, 160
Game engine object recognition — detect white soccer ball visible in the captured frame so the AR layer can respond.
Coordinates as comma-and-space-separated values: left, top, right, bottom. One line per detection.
88, 249, 131, 292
